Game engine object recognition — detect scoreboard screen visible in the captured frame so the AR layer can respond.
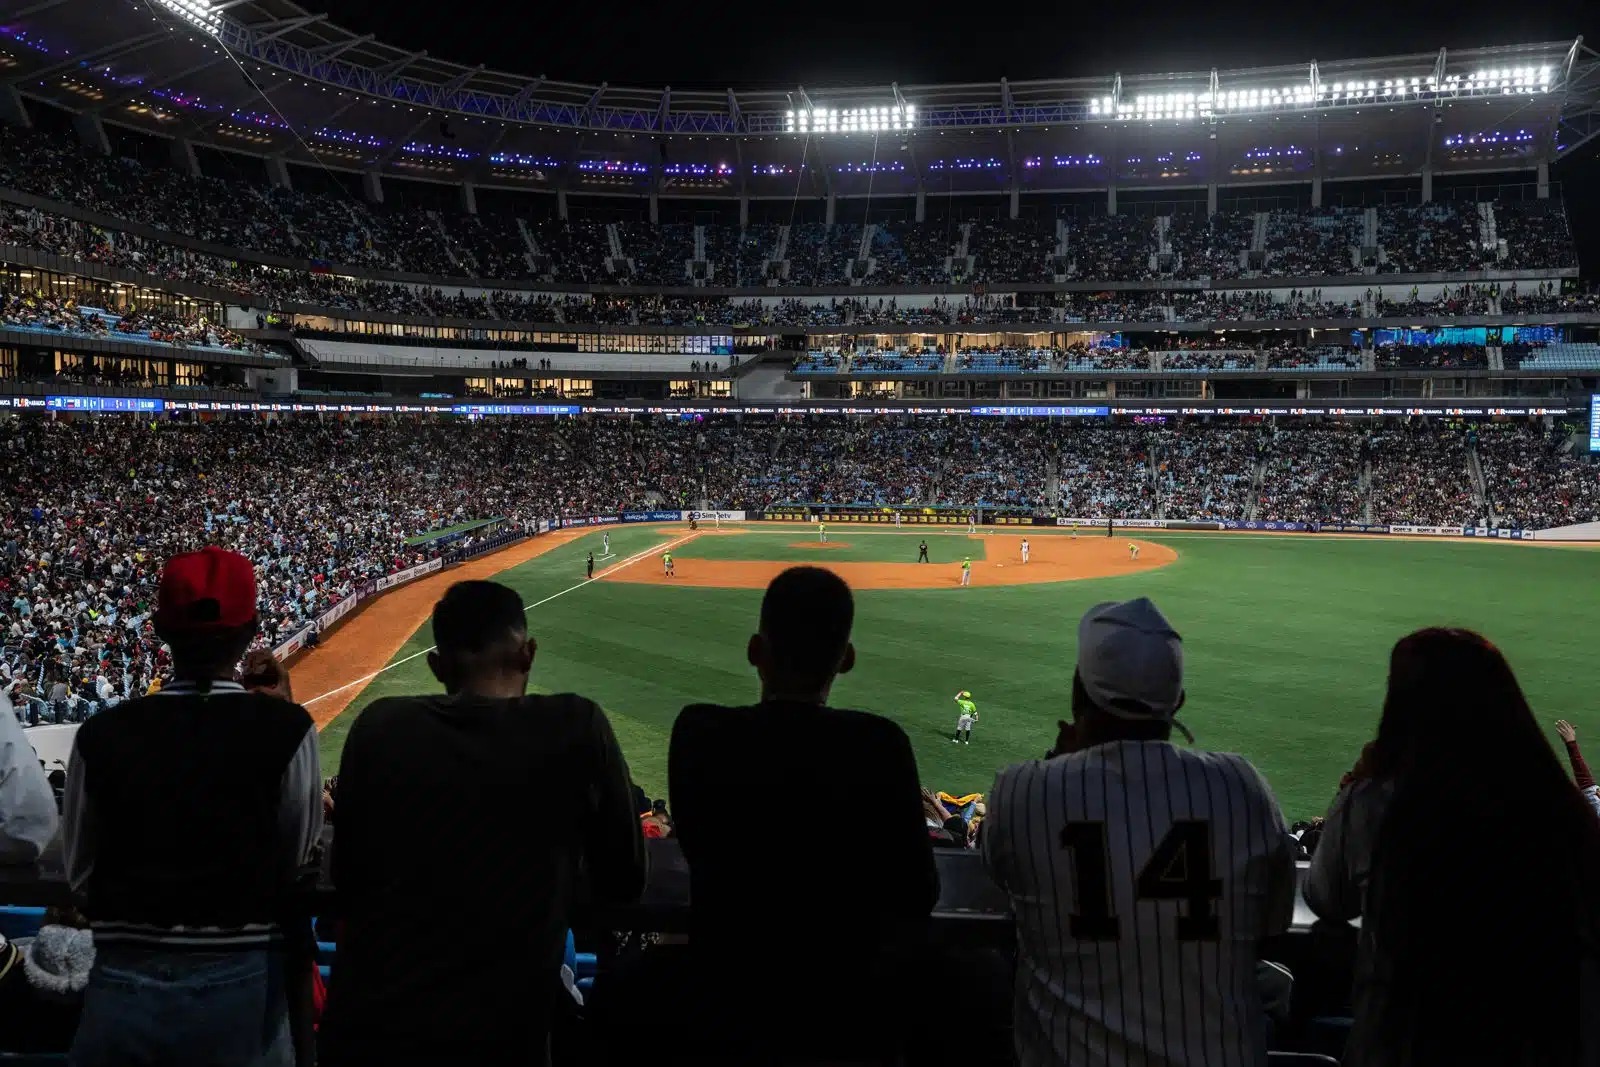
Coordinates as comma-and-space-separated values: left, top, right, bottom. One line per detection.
1591, 395, 1600, 452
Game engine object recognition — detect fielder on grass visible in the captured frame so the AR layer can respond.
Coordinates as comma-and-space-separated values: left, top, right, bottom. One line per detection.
952, 691, 978, 744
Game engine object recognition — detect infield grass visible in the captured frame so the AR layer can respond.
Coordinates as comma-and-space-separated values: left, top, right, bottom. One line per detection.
316, 527, 1600, 820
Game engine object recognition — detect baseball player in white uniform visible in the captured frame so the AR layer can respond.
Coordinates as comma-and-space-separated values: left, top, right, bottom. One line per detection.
602, 532, 611, 556
1020, 538, 1030, 564
982, 597, 1295, 1067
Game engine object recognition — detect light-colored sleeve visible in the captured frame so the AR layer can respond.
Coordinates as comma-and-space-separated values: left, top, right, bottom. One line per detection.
1583, 785, 1600, 821
1304, 781, 1376, 922
62, 732, 94, 890
0, 693, 58, 866
277, 725, 324, 877
981, 763, 1021, 892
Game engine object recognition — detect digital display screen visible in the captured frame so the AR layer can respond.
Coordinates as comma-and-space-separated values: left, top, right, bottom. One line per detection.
1589, 395, 1600, 452
45, 396, 163, 413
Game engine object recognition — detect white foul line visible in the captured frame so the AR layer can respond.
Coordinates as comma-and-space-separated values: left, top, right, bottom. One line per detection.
301, 530, 699, 708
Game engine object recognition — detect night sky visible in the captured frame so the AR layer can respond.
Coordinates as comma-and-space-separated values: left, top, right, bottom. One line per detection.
310, 0, 1598, 267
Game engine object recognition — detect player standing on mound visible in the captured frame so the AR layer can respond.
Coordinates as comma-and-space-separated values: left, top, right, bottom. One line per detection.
818, 520, 828, 544
952, 691, 978, 744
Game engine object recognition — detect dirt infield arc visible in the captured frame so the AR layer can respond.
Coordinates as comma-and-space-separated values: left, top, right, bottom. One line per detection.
606, 532, 1177, 590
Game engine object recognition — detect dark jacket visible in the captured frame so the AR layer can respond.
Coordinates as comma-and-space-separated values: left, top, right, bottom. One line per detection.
669, 699, 937, 1058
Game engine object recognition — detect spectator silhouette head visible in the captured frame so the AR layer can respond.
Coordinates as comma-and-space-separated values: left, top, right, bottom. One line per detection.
1363, 627, 1600, 1063
748, 566, 855, 704
1070, 597, 1189, 747
426, 580, 534, 698
152, 547, 258, 682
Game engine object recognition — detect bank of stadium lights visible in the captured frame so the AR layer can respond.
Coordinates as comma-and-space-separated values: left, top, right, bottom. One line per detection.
1091, 65, 1553, 121
153, 0, 221, 36
785, 105, 916, 134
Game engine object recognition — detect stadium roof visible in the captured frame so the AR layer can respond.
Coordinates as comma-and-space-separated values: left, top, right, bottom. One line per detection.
3, 0, 1598, 199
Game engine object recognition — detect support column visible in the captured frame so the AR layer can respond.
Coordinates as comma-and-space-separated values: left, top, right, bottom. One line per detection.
1009, 184, 1020, 220
362, 170, 384, 204
825, 192, 836, 225
1107, 185, 1118, 215
0, 85, 31, 129
556, 188, 569, 220
264, 156, 291, 190
1420, 167, 1433, 203
648, 191, 659, 224
460, 182, 477, 215
1311, 174, 1323, 208
738, 194, 748, 227
72, 113, 110, 155
1536, 161, 1550, 200
1206, 182, 1218, 215
169, 137, 200, 179
915, 187, 926, 223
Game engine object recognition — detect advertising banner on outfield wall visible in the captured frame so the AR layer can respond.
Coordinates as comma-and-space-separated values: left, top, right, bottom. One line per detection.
1388, 525, 1461, 537
625, 511, 684, 523
1055, 517, 1169, 529
1462, 527, 1534, 540
1320, 524, 1394, 534
1224, 520, 1312, 532
537, 520, 551, 535
684, 510, 746, 522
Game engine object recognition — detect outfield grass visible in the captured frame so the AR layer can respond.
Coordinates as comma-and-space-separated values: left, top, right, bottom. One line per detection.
316, 527, 1600, 820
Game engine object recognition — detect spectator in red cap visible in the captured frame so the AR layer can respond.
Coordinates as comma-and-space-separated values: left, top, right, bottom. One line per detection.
62, 546, 322, 1067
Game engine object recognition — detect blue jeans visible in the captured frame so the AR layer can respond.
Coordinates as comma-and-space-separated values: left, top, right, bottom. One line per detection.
69, 946, 293, 1067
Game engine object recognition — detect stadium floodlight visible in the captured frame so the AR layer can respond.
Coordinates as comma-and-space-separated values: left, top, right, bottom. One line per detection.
155, 0, 222, 36
785, 104, 916, 134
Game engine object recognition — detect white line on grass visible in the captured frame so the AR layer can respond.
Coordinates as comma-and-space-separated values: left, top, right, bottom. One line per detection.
301, 530, 699, 708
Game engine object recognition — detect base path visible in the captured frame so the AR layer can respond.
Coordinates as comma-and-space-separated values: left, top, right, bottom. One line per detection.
605, 533, 1176, 590
293, 527, 593, 729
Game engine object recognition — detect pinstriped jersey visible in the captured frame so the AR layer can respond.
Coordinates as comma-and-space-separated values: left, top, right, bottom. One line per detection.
983, 740, 1296, 1067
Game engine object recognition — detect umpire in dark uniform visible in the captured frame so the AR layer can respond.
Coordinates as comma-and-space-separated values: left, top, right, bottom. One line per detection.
917, 540, 929, 563
586, 552, 595, 580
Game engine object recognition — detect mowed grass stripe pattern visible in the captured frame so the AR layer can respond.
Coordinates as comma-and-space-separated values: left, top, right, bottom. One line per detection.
315, 527, 1600, 820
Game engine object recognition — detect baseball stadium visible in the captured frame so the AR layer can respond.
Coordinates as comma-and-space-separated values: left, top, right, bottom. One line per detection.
0, 0, 1598, 1061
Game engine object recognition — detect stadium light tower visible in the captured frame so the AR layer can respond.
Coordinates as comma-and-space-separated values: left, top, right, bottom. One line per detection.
154, 0, 223, 36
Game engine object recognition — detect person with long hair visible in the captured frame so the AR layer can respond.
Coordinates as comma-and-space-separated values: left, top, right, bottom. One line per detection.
1306, 627, 1600, 1066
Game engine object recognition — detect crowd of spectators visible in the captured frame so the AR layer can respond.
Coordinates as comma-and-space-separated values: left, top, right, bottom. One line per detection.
1253, 423, 1367, 524
1368, 425, 1476, 525
5, 413, 1598, 729
1475, 422, 1600, 529
1373, 283, 1493, 318
967, 220, 1057, 283
1164, 211, 1252, 279
1494, 200, 1579, 269
1377, 203, 1483, 273
1501, 280, 1600, 316
1263, 207, 1365, 276
1066, 214, 1158, 281
869, 222, 956, 285
1373, 343, 1487, 370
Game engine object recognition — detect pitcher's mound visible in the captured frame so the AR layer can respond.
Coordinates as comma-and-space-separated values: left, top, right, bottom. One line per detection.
606, 534, 1176, 590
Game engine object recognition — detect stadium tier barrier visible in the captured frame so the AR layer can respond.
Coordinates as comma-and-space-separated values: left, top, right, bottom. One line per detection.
748, 508, 1539, 537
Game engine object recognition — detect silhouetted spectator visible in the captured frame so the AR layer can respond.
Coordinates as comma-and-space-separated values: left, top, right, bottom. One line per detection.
319, 579, 646, 1067
1307, 628, 1600, 1066
669, 566, 937, 1064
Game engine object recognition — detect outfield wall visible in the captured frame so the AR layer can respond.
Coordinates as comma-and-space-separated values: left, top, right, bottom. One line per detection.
1535, 520, 1600, 542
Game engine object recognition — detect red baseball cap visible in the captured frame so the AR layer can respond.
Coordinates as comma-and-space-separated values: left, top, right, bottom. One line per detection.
155, 547, 258, 633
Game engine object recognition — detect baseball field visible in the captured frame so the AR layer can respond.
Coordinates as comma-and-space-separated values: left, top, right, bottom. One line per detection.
299, 524, 1600, 820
